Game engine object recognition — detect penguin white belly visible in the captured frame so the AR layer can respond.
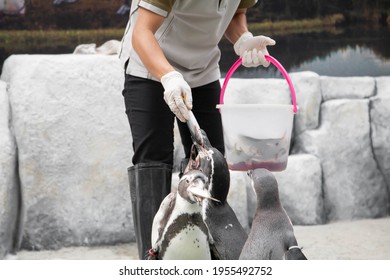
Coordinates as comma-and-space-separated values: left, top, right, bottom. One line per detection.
153, 194, 212, 260
162, 224, 211, 260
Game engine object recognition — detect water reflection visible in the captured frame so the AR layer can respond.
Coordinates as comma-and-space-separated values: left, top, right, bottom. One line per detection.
219, 26, 390, 78
290, 46, 390, 77
1, 26, 390, 78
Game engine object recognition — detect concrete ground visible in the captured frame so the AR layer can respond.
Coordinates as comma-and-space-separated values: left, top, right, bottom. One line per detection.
6, 217, 390, 260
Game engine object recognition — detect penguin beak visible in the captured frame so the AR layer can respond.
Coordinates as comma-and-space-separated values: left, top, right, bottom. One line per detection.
188, 182, 220, 205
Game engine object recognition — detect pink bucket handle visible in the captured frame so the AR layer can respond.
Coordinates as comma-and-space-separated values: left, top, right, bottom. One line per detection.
220, 55, 298, 113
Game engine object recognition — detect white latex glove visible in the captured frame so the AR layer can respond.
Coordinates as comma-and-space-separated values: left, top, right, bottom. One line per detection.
234, 32, 276, 67
161, 71, 193, 122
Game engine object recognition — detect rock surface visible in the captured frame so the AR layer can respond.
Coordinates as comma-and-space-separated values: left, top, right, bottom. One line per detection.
1, 55, 134, 251
294, 99, 388, 221
320, 76, 375, 100
0, 81, 20, 257
371, 77, 390, 194
275, 154, 324, 225
290, 71, 322, 135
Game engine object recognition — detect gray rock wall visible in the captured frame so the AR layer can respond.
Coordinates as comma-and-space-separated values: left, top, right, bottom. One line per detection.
1, 55, 134, 254
1, 55, 389, 258
295, 99, 387, 221
0, 81, 20, 257
371, 77, 390, 193
292, 76, 389, 222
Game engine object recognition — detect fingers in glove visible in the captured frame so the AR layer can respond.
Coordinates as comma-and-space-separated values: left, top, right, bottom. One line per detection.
242, 49, 271, 68
251, 48, 259, 66
242, 50, 254, 67
258, 36, 276, 48
266, 36, 276, 47
183, 93, 193, 110
169, 102, 186, 122
257, 50, 270, 67
174, 94, 190, 121
164, 91, 187, 122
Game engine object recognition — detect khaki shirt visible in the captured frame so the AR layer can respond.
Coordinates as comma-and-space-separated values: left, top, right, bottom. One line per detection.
119, 0, 257, 88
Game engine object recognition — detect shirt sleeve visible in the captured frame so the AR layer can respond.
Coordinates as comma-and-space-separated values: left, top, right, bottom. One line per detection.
138, 0, 176, 17
238, 0, 258, 9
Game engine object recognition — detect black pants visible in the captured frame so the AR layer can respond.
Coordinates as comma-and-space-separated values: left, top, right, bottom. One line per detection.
122, 74, 225, 166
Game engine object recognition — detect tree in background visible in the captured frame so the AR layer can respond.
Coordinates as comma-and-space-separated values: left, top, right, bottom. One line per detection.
0, 0, 26, 15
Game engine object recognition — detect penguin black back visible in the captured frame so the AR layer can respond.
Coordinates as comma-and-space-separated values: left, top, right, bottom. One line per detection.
196, 129, 247, 259
201, 146, 230, 204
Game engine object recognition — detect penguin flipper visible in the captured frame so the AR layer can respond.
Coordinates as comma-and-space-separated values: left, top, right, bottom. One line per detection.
151, 192, 176, 245
285, 246, 308, 260
209, 242, 222, 260
206, 202, 248, 260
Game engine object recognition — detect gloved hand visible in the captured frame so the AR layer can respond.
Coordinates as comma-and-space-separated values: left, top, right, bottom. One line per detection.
234, 32, 276, 67
161, 71, 193, 122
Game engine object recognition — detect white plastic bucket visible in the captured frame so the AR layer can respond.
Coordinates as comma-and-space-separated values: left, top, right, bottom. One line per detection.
217, 55, 298, 172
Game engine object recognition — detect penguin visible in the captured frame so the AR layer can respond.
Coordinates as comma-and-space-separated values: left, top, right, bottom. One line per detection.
149, 169, 219, 260
239, 168, 307, 260
184, 129, 248, 260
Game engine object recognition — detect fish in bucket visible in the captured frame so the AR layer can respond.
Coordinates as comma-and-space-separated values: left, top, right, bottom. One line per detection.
217, 55, 298, 172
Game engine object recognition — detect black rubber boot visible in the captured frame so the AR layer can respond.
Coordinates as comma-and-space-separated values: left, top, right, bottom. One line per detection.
128, 163, 172, 259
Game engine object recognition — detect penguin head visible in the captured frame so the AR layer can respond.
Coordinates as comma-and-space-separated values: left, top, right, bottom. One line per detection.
178, 170, 220, 205
196, 146, 230, 205
248, 168, 280, 207
184, 129, 230, 204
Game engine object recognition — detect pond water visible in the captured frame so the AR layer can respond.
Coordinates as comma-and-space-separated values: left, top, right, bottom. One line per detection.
219, 25, 390, 78
1, 25, 390, 78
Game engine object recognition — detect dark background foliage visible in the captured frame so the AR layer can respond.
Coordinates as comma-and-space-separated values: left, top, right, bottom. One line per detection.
1, 0, 389, 30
